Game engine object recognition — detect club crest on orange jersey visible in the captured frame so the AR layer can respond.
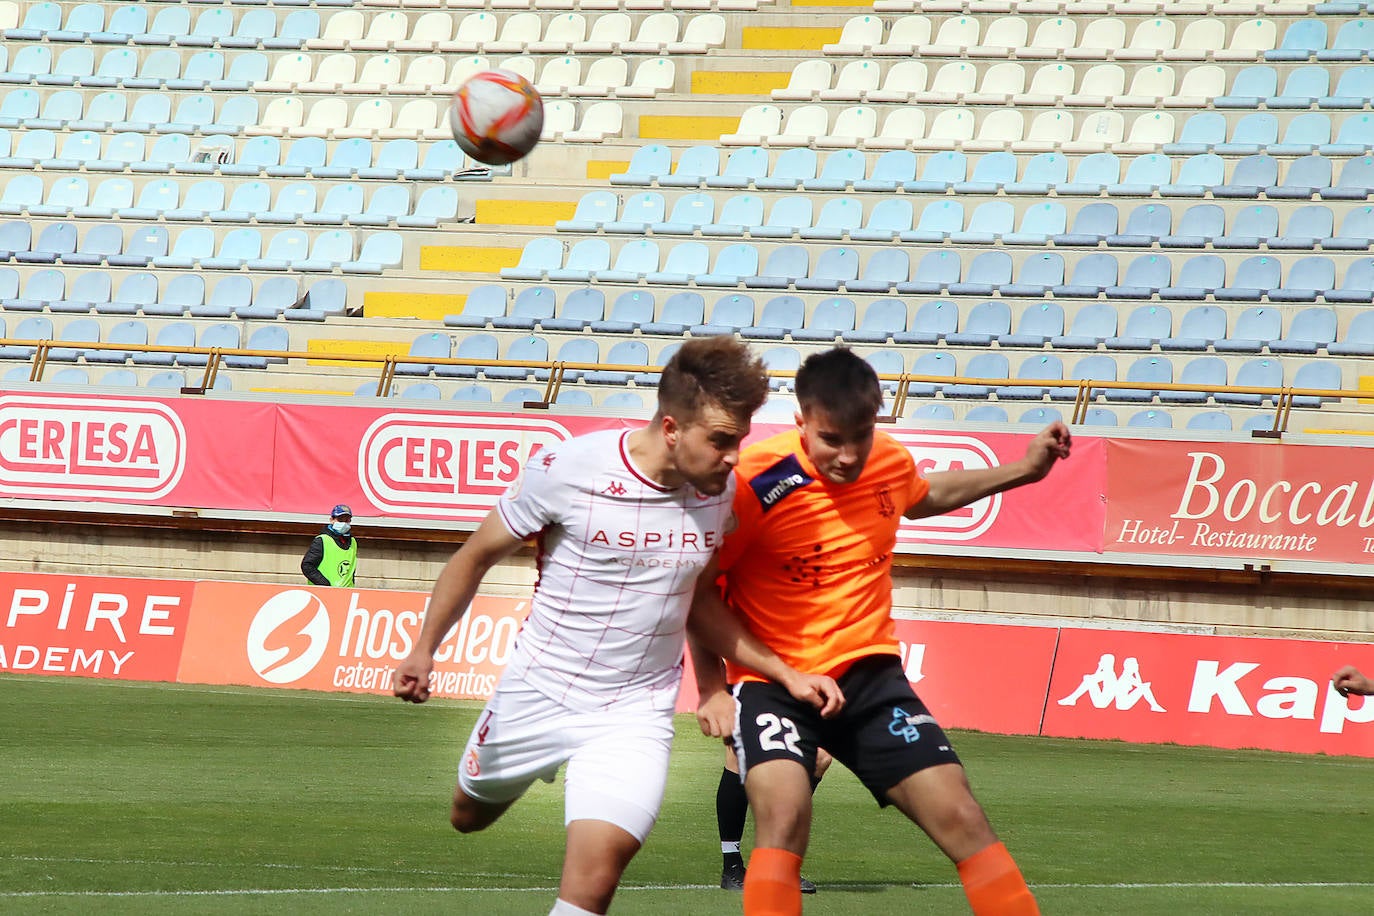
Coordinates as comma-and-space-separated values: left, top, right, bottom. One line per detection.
875, 486, 896, 518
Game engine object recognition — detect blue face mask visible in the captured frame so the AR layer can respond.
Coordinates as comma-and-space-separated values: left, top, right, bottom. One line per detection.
330, 521, 351, 536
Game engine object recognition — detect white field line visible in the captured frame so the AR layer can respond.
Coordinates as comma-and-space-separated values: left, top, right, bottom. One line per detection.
4, 882, 1374, 899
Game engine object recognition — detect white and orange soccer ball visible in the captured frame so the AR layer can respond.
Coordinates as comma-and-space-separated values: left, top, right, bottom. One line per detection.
448, 69, 544, 166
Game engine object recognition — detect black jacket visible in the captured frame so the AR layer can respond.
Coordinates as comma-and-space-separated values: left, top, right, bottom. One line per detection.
301, 526, 355, 586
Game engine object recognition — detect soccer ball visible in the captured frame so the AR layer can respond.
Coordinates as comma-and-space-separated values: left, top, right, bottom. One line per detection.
448, 69, 544, 166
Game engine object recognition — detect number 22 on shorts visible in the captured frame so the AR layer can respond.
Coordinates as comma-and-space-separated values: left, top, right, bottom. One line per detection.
755, 713, 802, 756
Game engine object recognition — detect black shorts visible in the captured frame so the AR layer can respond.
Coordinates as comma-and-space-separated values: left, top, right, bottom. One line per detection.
732, 655, 961, 806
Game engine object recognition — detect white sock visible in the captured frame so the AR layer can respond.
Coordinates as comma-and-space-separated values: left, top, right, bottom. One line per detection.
549, 899, 600, 916
722, 841, 742, 854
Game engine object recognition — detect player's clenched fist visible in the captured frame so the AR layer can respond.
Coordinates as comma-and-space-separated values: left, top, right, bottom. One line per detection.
393, 656, 433, 703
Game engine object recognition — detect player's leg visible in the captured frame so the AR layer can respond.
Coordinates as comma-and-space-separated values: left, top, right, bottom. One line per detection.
554, 707, 676, 914
450, 785, 516, 833
718, 741, 749, 889
555, 820, 642, 914
885, 767, 1037, 916
452, 685, 563, 833
734, 679, 825, 916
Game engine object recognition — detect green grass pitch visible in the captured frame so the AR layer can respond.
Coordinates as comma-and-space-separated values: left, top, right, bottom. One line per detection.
1, 673, 1370, 914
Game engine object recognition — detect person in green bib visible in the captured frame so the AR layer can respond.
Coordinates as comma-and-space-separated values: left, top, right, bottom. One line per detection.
301, 504, 357, 588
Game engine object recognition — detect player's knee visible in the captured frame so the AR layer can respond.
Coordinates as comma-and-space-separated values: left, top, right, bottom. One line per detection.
935, 797, 995, 847
449, 800, 494, 834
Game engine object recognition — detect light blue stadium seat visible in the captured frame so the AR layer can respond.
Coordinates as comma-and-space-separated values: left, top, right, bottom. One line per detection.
316, 138, 373, 179
947, 300, 1012, 347
1215, 357, 1283, 406
611, 290, 671, 334
1267, 20, 1328, 62
1272, 66, 1331, 109
1216, 255, 1281, 301
1267, 204, 1332, 250
0, 89, 41, 130
195, 275, 251, 319
632, 342, 680, 387
1018, 406, 1062, 425
75, 177, 134, 220
540, 238, 607, 283
133, 130, 188, 171
896, 249, 961, 295
750, 196, 813, 239
200, 227, 261, 270
853, 149, 917, 193
708, 146, 769, 189
221, 8, 278, 49
144, 274, 203, 319
1290, 359, 1343, 407
1111, 355, 1172, 403
104, 225, 164, 270
1217, 65, 1277, 108
1184, 411, 1233, 432
135, 321, 194, 368
1109, 154, 1173, 197
703, 194, 766, 237
305, 183, 364, 227
244, 227, 308, 272
798, 246, 859, 292
268, 10, 321, 49
755, 147, 818, 191
97, 4, 147, 43
493, 386, 540, 405
264, 136, 324, 178
1318, 19, 1374, 61
949, 250, 1011, 298
237, 276, 302, 320
502, 238, 561, 281
1216, 112, 1279, 155
542, 287, 606, 332
1003, 202, 1066, 246
905, 151, 966, 193
844, 298, 908, 344
16, 222, 78, 264
804, 149, 866, 192
1050, 354, 1118, 402
609, 144, 672, 186
1164, 112, 1227, 156
1324, 154, 1374, 200
98, 368, 137, 387
946, 352, 1010, 399
145, 370, 187, 390
1123, 409, 1170, 429
183, 7, 234, 48
494, 286, 556, 331
996, 352, 1062, 400
1321, 112, 1374, 155
1052, 252, 1118, 299
598, 238, 659, 283
910, 403, 955, 422
1109, 203, 1171, 247
553, 388, 594, 407
1267, 155, 1333, 201
964, 405, 1009, 423
849, 198, 913, 242
343, 229, 397, 275
745, 245, 809, 290
168, 49, 223, 90
101, 273, 157, 317
7, 269, 65, 311
601, 391, 646, 410
47, 47, 96, 86
1215, 306, 1282, 352
698, 245, 760, 287
600, 191, 664, 234
759, 346, 801, 391
122, 48, 178, 89
558, 191, 618, 232
953, 151, 1018, 195
653, 193, 715, 235
801, 197, 862, 240
260, 182, 317, 224
450, 383, 494, 404
1271, 256, 1335, 302
1157, 153, 1222, 198
793, 297, 855, 342
348, 185, 408, 228
395, 382, 439, 400
1162, 356, 1227, 404
29, 174, 88, 218
660, 145, 720, 188
485, 335, 549, 382
1109, 253, 1172, 299
1058, 152, 1119, 196
62, 225, 124, 270
1328, 205, 1374, 249
1002, 152, 1066, 195
1, 47, 52, 84
586, 339, 648, 385
1271, 306, 1338, 353
846, 247, 909, 294
896, 299, 957, 345
904, 199, 964, 243
360, 138, 418, 181
87, 317, 147, 363
421, 331, 477, 379
207, 322, 264, 369
50, 3, 104, 43
864, 350, 906, 394
0, 220, 28, 258
995, 301, 1061, 348
7, 3, 62, 42
743, 295, 805, 340
1155, 254, 1221, 302
1002, 252, 1063, 298
644, 239, 707, 285
1329, 308, 1374, 354
0, 128, 50, 169
908, 351, 956, 397
1053, 301, 1118, 348
1322, 66, 1374, 109
691, 294, 756, 336
1054, 201, 1118, 247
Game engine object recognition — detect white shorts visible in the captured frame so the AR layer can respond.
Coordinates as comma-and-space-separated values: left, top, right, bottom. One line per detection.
457, 682, 675, 843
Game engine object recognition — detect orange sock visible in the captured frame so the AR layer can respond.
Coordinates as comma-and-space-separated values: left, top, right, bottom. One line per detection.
742, 847, 803, 916
956, 842, 1040, 916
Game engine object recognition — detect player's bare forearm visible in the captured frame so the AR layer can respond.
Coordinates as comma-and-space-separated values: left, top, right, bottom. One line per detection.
687, 571, 844, 717
394, 512, 522, 703
907, 421, 1072, 518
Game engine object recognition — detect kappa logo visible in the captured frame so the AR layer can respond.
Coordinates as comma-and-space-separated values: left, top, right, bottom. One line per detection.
602, 481, 627, 497
1057, 653, 1166, 712
245, 590, 331, 685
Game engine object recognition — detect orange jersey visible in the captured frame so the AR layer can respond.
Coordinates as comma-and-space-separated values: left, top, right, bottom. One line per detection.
719, 429, 929, 682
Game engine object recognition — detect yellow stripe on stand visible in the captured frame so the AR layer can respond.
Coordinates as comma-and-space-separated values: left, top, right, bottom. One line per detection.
420, 245, 522, 273
638, 115, 741, 141
588, 160, 629, 180
741, 26, 843, 50
474, 199, 576, 226
364, 291, 466, 321
306, 338, 408, 368
691, 71, 791, 95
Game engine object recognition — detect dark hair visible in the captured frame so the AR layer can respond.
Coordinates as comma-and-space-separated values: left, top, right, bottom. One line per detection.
794, 348, 883, 428
656, 337, 769, 426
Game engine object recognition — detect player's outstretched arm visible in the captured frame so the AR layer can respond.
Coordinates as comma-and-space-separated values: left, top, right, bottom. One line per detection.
687, 561, 844, 725
1333, 665, 1374, 697
393, 511, 524, 704
907, 421, 1072, 519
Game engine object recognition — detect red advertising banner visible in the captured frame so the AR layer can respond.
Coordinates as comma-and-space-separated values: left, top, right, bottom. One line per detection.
891, 619, 1060, 735
176, 581, 530, 700
0, 571, 194, 682
1044, 628, 1374, 757
1105, 439, 1374, 566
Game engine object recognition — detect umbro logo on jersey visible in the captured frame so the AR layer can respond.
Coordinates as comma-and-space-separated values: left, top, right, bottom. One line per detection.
750, 454, 814, 513
602, 481, 627, 496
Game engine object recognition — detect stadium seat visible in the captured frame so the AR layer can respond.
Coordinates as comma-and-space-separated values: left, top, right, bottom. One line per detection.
595, 290, 660, 334
1215, 357, 1283, 406
1215, 306, 1281, 353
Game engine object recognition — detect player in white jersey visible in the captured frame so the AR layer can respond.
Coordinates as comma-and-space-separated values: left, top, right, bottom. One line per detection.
394, 337, 845, 916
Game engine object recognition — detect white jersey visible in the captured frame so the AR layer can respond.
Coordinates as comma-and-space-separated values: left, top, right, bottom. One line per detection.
495, 428, 733, 712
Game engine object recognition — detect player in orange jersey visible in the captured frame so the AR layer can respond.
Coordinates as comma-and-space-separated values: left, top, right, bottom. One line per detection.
691, 347, 1070, 916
